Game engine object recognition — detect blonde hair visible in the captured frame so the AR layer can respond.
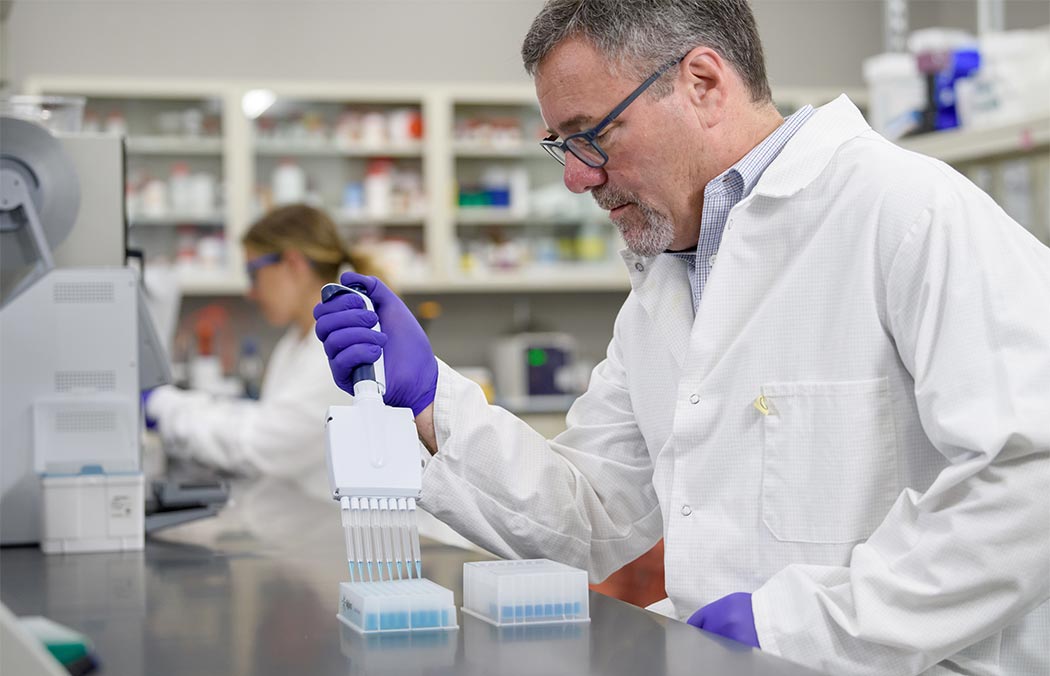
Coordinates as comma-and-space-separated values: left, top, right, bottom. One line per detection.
241, 204, 383, 282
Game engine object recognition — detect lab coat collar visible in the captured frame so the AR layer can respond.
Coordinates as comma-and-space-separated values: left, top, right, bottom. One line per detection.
750, 94, 871, 199
616, 94, 869, 361
617, 95, 868, 274
620, 249, 694, 368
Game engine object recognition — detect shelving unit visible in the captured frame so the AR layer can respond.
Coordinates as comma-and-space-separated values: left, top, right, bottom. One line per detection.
23, 77, 1045, 294
129, 214, 225, 227
898, 114, 1050, 163
22, 77, 248, 295
23, 77, 633, 295
254, 140, 423, 157
445, 88, 621, 290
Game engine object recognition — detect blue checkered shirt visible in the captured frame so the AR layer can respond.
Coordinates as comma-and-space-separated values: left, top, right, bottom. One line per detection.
669, 105, 815, 312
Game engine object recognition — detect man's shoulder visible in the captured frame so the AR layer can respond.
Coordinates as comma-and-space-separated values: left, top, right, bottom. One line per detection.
815, 131, 964, 210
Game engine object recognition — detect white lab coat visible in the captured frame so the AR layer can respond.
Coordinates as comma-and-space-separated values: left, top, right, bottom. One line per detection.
418, 96, 1050, 675
149, 326, 482, 550
148, 327, 349, 494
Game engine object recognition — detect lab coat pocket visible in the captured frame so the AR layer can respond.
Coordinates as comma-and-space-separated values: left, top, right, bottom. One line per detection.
760, 377, 898, 544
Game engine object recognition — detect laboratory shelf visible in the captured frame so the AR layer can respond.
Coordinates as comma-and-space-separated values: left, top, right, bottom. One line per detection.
125, 135, 224, 155
452, 142, 546, 158
898, 115, 1050, 164
176, 269, 248, 296
254, 139, 424, 157
399, 267, 630, 294
455, 210, 598, 226
17, 79, 925, 302
455, 209, 532, 225
129, 213, 225, 227
335, 213, 426, 227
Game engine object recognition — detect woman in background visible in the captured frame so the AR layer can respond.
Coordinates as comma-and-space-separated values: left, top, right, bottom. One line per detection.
146, 203, 482, 551
145, 204, 480, 550
145, 204, 368, 493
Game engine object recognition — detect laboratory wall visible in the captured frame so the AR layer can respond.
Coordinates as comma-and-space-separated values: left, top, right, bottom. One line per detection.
5, 1, 1048, 92
3, 0, 1048, 409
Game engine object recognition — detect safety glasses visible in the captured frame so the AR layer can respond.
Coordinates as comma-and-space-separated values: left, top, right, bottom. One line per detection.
245, 252, 282, 284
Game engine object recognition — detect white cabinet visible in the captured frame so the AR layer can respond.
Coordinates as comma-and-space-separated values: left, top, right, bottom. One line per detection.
23, 77, 1047, 295
445, 88, 626, 290
23, 78, 632, 295
246, 88, 431, 286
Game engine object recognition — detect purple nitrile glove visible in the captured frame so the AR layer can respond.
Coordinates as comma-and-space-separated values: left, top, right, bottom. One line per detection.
313, 272, 438, 417
142, 389, 158, 430
687, 592, 760, 648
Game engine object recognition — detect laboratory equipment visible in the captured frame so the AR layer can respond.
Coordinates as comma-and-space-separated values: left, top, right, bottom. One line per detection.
863, 52, 925, 140
0, 604, 69, 676
144, 470, 229, 534
321, 282, 424, 582
462, 559, 590, 627
0, 113, 171, 547
337, 578, 458, 634
38, 471, 144, 555
491, 332, 582, 411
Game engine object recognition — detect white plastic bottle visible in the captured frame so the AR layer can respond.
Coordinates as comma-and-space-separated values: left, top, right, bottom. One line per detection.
169, 162, 193, 215
364, 158, 393, 219
272, 159, 306, 205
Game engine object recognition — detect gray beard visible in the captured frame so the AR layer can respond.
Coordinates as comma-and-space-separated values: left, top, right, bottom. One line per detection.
593, 186, 675, 257
614, 201, 676, 257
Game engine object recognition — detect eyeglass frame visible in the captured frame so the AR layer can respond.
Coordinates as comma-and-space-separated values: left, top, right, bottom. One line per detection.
540, 53, 687, 168
245, 251, 282, 284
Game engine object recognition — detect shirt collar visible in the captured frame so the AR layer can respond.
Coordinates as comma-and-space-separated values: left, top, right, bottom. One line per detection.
732, 103, 815, 197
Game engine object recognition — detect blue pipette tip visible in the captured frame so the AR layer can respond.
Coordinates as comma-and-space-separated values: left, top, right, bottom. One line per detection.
415, 560, 422, 578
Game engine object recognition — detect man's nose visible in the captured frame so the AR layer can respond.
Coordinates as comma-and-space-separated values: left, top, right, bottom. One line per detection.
563, 152, 607, 194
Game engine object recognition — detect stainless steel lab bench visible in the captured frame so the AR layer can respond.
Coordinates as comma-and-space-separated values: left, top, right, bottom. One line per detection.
1, 478, 825, 676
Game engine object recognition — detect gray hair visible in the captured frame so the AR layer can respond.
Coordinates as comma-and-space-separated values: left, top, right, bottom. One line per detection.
522, 0, 772, 104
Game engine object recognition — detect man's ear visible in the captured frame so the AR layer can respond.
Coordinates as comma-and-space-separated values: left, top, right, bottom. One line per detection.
681, 46, 728, 127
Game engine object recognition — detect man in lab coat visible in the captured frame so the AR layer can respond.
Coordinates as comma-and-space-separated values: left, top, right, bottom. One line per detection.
314, 1, 1050, 673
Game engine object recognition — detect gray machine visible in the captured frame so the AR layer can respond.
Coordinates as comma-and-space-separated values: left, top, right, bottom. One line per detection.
0, 115, 171, 545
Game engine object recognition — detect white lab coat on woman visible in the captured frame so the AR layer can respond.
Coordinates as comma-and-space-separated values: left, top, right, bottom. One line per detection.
148, 326, 480, 549
148, 327, 346, 494
417, 96, 1050, 675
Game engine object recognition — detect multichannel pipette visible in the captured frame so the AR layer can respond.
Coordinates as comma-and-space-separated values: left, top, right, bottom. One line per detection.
322, 282, 423, 582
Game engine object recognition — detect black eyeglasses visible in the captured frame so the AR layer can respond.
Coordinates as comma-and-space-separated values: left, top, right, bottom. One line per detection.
245, 252, 281, 284
540, 54, 685, 168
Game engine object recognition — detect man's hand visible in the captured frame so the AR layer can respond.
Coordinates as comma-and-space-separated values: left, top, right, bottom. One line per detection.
314, 272, 438, 417
687, 592, 760, 648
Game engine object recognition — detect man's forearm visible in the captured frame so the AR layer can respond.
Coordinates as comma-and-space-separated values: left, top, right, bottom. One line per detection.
415, 402, 437, 455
